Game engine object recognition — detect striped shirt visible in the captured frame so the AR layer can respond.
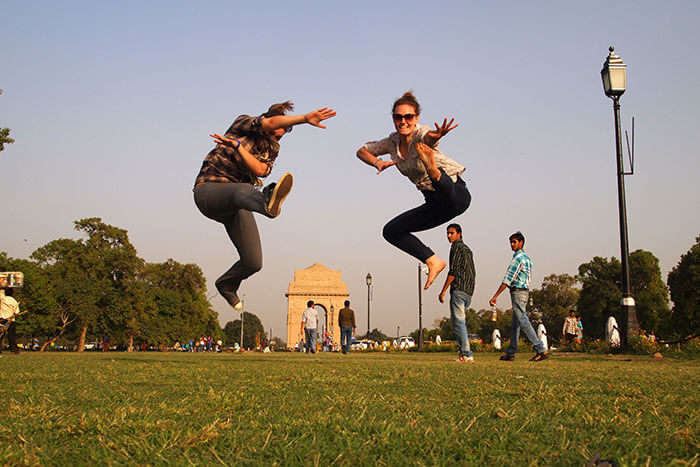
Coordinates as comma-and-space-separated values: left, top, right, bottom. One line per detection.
194, 114, 280, 189
502, 249, 532, 290
448, 240, 476, 295
362, 125, 465, 191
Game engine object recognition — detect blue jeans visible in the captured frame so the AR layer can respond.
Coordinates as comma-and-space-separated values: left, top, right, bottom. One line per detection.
304, 328, 317, 354
340, 326, 353, 354
506, 290, 545, 356
450, 290, 472, 358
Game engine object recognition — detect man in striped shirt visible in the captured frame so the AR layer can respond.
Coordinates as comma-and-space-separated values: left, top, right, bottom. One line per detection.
489, 231, 548, 362
439, 223, 476, 362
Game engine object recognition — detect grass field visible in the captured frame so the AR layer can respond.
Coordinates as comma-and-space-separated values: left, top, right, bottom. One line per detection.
0, 351, 698, 466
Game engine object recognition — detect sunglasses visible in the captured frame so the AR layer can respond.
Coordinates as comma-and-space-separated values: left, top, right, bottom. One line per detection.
392, 113, 417, 122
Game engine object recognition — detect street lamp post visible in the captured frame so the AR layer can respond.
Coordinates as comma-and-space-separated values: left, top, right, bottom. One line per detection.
418, 264, 424, 351
366, 273, 372, 337
330, 304, 334, 346
240, 297, 245, 350
601, 45, 638, 343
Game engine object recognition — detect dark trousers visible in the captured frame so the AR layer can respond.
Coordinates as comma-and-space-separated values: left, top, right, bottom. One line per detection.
383, 170, 471, 262
0, 320, 18, 352
194, 183, 271, 306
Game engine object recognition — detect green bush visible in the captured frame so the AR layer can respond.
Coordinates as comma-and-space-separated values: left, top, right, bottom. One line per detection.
628, 335, 661, 355
585, 339, 611, 354
681, 337, 700, 354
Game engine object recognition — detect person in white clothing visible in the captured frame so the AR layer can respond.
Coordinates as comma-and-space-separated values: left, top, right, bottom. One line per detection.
492, 329, 502, 351
537, 322, 548, 351
0, 288, 21, 354
300, 300, 319, 354
606, 316, 621, 348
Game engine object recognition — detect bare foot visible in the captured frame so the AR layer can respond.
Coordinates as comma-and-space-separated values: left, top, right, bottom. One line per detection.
415, 142, 441, 180
424, 255, 446, 289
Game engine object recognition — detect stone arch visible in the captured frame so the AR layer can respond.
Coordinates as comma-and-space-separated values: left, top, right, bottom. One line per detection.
285, 263, 349, 350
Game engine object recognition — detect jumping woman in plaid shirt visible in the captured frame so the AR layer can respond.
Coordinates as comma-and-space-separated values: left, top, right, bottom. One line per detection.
357, 91, 471, 289
194, 101, 336, 310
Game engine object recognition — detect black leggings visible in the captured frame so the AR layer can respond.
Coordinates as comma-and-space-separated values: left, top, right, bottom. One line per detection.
383, 170, 471, 262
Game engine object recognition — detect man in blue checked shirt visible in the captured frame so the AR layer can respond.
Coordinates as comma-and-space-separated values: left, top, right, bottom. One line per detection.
489, 231, 548, 362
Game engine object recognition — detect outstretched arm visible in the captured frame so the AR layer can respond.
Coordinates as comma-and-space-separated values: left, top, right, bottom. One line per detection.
210, 133, 270, 177
261, 107, 336, 132
357, 146, 396, 174
489, 283, 508, 306
424, 118, 459, 146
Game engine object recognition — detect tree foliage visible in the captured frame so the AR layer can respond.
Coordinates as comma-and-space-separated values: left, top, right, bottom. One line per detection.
364, 328, 390, 342
530, 274, 580, 341
577, 250, 670, 338
667, 235, 700, 337
0, 90, 14, 151
4, 218, 221, 349
223, 312, 265, 349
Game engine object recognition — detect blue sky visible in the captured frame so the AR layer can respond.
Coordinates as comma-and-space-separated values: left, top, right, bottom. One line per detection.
3, 1, 699, 340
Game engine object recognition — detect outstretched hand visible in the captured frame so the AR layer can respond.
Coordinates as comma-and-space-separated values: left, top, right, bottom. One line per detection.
375, 159, 396, 174
426, 118, 459, 141
304, 107, 337, 129
210, 133, 237, 147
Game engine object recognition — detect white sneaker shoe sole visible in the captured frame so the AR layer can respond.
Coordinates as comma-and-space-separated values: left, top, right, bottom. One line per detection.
267, 173, 293, 217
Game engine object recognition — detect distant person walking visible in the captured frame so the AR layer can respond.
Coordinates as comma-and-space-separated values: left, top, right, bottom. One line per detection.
537, 322, 548, 351
438, 223, 476, 362
576, 316, 583, 343
0, 288, 20, 354
489, 231, 548, 362
357, 91, 470, 290
194, 102, 336, 311
300, 300, 319, 354
562, 310, 578, 344
337, 300, 356, 354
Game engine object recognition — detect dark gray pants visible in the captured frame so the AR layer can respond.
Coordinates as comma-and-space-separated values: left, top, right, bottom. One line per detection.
193, 182, 272, 306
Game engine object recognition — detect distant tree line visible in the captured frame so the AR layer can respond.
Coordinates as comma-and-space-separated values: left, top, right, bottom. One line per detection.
1, 218, 223, 351
411, 238, 699, 344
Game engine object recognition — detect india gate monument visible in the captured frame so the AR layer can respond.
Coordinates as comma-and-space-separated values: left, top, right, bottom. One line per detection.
285, 263, 349, 349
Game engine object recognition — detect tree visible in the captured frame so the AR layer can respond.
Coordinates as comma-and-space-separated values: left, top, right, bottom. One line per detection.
140, 259, 219, 346
629, 250, 671, 335
667, 235, 700, 337
0, 252, 60, 347
0, 90, 14, 151
31, 218, 143, 351
365, 328, 389, 342
577, 251, 670, 338
530, 274, 580, 343
223, 311, 265, 349
477, 308, 512, 343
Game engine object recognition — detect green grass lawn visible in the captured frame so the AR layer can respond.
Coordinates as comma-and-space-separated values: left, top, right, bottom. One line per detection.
0, 351, 698, 466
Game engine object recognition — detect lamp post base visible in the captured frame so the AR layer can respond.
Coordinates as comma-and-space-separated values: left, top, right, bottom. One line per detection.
623, 298, 639, 346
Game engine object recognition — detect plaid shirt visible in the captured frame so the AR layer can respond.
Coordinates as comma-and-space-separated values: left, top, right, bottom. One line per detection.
194, 114, 280, 189
502, 249, 532, 289
448, 240, 475, 295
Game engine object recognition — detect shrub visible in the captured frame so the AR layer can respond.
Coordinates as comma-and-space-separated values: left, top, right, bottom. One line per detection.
468, 340, 479, 352
681, 337, 700, 355
586, 339, 611, 354
628, 335, 661, 355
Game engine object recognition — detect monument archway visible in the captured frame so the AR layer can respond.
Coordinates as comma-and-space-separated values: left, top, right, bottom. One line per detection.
286, 263, 349, 350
